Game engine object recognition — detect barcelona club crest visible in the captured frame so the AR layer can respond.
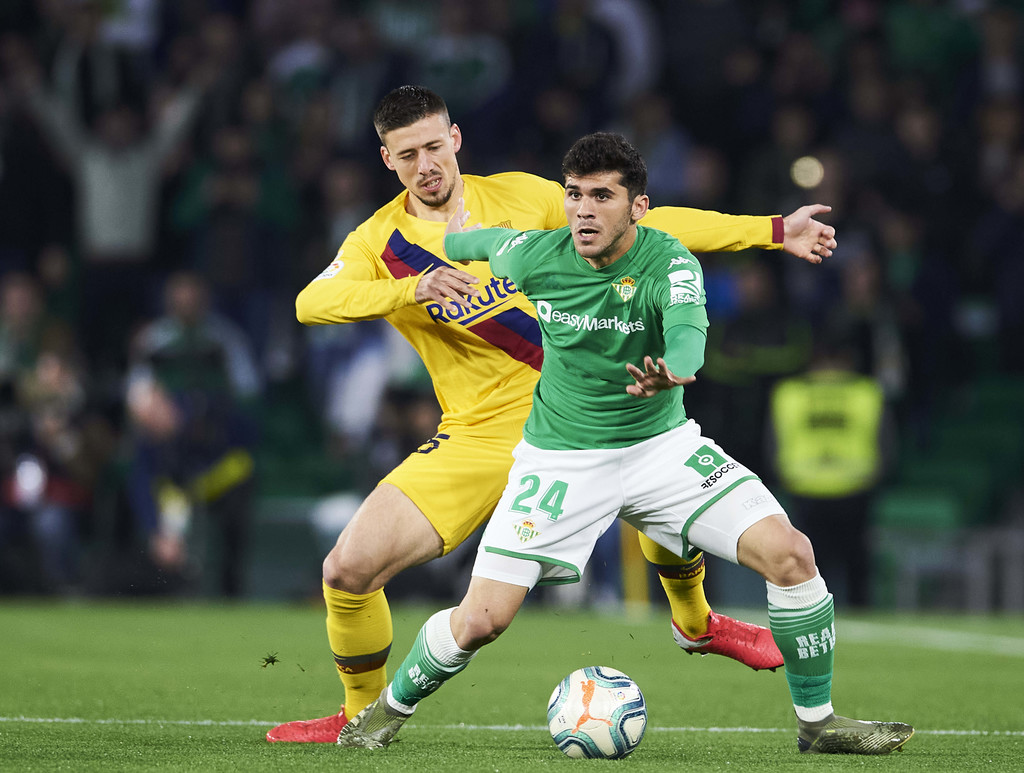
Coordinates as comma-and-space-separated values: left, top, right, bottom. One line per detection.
612, 276, 636, 302
514, 519, 540, 543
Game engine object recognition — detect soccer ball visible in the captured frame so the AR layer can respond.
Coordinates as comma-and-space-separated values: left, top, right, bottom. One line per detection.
547, 666, 647, 759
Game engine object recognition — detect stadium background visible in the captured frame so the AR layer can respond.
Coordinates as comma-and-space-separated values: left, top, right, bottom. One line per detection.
1, 0, 1023, 612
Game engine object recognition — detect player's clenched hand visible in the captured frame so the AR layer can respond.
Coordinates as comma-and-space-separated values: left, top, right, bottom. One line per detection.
782, 204, 837, 264
625, 356, 696, 398
415, 266, 481, 314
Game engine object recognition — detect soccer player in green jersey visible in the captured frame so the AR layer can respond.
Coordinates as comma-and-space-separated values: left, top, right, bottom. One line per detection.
335, 132, 914, 755
269, 86, 837, 744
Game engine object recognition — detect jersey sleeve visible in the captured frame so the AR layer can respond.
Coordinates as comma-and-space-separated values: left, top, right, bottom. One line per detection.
662, 322, 707, 378
443, 228, 520, 268
639, 207, 783, 253
661, 243, 709, 376
295, 231, 420, 324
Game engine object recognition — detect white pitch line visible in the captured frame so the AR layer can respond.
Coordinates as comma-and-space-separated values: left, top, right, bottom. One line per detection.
2, 717, 1022, 736
836, 620, 1024, 657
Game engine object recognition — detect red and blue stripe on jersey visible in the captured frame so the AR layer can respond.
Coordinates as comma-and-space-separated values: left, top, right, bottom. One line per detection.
382, 230, 543, 371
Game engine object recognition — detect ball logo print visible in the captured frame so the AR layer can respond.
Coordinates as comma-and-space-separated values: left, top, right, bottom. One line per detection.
547, 666, 647, 758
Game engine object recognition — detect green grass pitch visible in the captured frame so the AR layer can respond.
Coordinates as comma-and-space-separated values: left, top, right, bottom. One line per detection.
1, 600, 1022, 772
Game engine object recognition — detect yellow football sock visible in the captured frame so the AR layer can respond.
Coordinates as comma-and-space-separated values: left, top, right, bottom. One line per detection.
323, 581, 393, 717
637, 532, 711, 639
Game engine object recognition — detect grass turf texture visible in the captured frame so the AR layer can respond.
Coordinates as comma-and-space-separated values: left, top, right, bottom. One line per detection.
1, 600, 1022, 772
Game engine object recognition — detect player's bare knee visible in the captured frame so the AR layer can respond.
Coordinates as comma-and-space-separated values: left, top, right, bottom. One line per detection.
322, 544, 379, 595
769, 529, 816, 587
454, 606, 512, 650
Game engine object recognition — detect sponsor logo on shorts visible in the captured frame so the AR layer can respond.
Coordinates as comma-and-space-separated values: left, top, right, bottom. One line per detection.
683, 444, 739, 489
698, 462, 739, 489
514, 519, 540, 543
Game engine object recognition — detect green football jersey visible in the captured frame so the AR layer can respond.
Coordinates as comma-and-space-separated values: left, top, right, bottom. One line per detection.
446, 225, 709, 450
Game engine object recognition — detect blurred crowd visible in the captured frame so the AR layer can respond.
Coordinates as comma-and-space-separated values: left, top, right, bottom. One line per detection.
1, 0, 1023, 600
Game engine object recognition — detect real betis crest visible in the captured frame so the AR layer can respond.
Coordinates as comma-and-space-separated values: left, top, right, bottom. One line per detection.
612, 276, 636, 302
514, 519, 539, 543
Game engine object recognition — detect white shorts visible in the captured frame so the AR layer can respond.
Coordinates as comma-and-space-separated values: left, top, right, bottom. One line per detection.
472, 420, 785, 589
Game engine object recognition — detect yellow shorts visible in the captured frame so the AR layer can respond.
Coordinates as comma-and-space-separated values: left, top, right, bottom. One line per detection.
380, 405, 531, 553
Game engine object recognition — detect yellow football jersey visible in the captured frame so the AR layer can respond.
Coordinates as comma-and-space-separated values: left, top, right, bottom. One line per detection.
296, 171, 781, 427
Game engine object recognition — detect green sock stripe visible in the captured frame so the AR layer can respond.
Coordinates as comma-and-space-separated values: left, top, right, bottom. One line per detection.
768, 603, 834, 634
767, 594, 833, 620
391, 623, 470, 707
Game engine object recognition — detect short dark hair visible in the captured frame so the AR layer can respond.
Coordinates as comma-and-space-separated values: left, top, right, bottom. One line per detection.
373, 85, 451, 143
561, 132, 648, 201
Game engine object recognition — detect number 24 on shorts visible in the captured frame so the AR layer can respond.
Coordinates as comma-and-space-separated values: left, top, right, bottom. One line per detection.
509, 475, 568, 521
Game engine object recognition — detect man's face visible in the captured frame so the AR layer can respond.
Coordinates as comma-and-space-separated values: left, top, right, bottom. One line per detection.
563, 172, 648, 266
380, 114, 462, 213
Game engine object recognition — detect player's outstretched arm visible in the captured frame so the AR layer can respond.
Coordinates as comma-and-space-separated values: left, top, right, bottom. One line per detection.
638, 203, 836, 262
782, 204, 836, 263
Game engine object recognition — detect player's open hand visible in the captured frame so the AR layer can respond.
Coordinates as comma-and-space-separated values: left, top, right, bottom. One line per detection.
444, 198, 483, 265
444, 197, 473, 238
415, 265, 481, 314
782, 204, 837, 263
625, 356, 696, 398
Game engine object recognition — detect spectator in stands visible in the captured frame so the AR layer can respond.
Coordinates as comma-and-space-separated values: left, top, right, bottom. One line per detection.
124, 272, 261, 596
36, 0, 146, 129
0, 273, 114, 592
171, 122, 299, 365
10, 50, 204, 371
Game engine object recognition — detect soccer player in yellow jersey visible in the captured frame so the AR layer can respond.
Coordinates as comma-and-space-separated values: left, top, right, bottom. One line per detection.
266, 85, 837, 743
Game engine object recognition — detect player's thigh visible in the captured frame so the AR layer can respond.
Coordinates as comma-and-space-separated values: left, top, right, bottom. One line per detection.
621, 422, 785, 564
684, 479, 787, 564
380, 418, 525, 554
473, 442, 624, 587
329, 482, 443, 590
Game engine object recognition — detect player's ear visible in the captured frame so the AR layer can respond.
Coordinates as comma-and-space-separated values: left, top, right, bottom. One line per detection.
380, 144, 396, 171
450, 123, 462, 153
631, 194, 650, 222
